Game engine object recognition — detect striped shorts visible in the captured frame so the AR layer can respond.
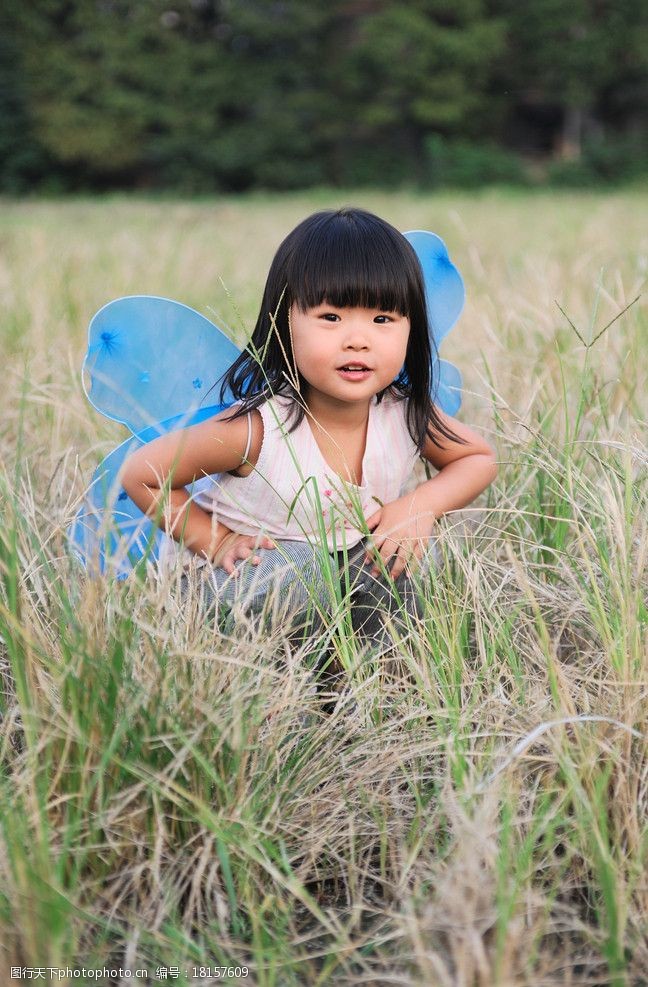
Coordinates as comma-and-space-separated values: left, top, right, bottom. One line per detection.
182, 536, 440, 648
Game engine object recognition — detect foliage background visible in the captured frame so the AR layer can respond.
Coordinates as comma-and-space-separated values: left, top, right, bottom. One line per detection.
2, 0, 648, 194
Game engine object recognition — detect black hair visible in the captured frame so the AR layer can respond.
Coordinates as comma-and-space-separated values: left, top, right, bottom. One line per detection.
217, 207, 466, 451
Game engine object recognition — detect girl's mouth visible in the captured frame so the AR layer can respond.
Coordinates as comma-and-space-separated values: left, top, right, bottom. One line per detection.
337, 364, 372, 381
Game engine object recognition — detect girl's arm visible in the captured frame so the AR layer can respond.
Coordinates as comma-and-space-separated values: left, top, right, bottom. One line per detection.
365, 408, 498, 578
121, 409, 263, 561
413, 408, 499, 518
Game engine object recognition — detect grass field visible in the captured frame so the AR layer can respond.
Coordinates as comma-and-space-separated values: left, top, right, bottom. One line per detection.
0, 190, 646, 986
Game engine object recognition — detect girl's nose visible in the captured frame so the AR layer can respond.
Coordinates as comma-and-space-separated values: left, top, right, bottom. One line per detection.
343, 318, 371, 348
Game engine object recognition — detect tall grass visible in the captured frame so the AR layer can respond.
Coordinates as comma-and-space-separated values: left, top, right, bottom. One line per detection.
0, 190, 646, 985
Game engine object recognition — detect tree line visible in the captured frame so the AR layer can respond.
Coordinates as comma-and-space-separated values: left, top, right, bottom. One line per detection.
2, 0, 647, 193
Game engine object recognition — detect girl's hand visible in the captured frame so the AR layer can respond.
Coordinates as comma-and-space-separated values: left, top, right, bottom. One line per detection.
364, 492, 436, 581
214, 531, 276, 576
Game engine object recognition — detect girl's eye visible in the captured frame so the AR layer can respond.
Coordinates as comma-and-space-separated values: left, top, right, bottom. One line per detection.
374, 315, 393, 324
320, 313, 340, 322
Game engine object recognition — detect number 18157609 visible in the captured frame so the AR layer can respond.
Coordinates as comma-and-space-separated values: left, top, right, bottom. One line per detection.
192, 968, 249, 979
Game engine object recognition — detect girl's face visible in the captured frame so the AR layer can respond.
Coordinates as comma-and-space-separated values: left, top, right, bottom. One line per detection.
289, 302, 410, 410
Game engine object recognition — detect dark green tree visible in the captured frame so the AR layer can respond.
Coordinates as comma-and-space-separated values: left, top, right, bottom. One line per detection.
486, 0, 648, 161
0, 4, 49, 190
11, 0, 336, 189
322, 0, 505, 184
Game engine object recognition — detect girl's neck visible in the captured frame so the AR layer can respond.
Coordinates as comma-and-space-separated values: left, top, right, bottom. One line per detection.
303, 389, 372, 434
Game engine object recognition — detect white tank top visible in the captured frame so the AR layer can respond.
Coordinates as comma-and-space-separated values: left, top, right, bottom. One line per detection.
193, 391, 420, 552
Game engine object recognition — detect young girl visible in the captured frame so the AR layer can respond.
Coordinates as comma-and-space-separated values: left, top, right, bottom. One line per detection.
121, 208, 497, 645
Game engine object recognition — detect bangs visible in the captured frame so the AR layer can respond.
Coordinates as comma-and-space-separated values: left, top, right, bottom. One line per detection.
285, 210, 419, 315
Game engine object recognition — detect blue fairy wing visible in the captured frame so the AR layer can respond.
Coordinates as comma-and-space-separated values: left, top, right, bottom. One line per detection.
83, 295, 241, 434
437, 359, 462, 417
404, 230, 465, 343
404, 230, 464, 414
68, 404, 227, 578
72, 295, 241, 575
68, 432, 164, 579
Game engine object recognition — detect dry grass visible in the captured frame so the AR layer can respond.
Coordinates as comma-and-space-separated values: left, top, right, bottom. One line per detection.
0, 189, 646, 986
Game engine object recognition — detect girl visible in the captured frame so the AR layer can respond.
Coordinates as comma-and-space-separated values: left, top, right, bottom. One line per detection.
121, 208, 497, 644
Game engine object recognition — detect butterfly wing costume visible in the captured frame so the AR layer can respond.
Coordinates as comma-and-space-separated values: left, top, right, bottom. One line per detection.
68, 231, 465, 576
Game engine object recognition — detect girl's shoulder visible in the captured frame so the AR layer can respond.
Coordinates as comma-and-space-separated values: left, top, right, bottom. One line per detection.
212, 401, 264, 476
216, 392, 298, 476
